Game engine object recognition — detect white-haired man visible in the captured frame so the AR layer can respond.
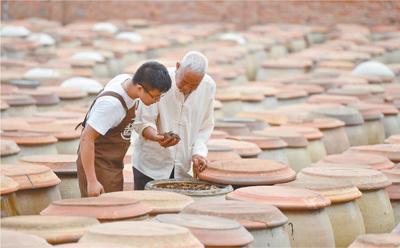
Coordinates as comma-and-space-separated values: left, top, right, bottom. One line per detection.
132, 51, 216, 190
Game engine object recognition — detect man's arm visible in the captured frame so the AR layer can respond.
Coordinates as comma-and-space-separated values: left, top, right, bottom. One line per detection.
192, 85, 216, 174
79, 125, 104, 197
133, 102, 159, 141
133, 102, 178, 147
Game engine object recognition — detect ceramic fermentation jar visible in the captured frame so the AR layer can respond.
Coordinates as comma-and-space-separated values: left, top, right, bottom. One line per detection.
381, 168, 400, 225
227, 185, 335, 248
19, 154, 80, 199
156, 213, 254, 247
281, 178, 365, 247
182, 200, 290, 248
0, 163, 61, 214
41, 197, 152, 222
348, 233, 400, 248
100, 190, 194, 217
0, 176, 19, 217
79, 221, 204, 248
199, 158, 295, 188
1, 230, 52, 248
1, 215, 99, 244
298, 166, 395, 233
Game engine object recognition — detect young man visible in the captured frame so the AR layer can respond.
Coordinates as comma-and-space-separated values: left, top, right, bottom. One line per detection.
77, 61, 171, 197
133, 51, 216, 190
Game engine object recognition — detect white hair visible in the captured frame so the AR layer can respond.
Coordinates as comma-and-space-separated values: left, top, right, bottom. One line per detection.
180, 51, 208, 75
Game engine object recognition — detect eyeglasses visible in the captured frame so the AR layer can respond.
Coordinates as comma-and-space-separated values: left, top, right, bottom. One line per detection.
140, 83, 165, 101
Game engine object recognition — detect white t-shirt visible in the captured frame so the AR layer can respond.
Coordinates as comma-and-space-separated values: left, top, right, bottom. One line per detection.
86, 74, 137, 135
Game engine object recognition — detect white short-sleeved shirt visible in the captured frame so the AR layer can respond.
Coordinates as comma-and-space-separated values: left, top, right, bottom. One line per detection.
86, 74, 137, 135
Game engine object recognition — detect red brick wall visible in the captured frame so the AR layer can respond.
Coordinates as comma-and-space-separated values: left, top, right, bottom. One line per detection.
2, 0, 400, 28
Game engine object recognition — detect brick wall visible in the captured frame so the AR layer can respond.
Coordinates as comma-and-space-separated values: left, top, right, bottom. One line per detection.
2, 0, 400, 28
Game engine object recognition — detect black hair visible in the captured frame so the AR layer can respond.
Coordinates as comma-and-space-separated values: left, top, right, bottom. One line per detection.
132, 61, 171, 93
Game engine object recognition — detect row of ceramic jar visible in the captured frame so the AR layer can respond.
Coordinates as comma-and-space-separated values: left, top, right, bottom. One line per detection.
216, 100, 400, 144
1, 185, 399, 248
1, 132, 80, 159
212, 130, 400, 163
1, 162, 399, 247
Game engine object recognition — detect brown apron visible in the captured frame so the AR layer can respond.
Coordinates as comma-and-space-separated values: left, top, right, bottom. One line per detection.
76, 91, 137, 197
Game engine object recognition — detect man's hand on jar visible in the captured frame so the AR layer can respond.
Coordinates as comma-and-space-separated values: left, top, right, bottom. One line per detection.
192, 154, 208, 177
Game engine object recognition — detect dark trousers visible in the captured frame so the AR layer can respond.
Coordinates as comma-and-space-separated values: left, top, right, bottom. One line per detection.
133, 167, 174, 190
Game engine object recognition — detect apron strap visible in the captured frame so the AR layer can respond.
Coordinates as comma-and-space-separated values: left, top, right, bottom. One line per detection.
75, 91, 129, 130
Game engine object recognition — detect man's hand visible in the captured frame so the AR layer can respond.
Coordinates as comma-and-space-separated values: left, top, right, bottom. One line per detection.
87, 180, 105, 197
158, 131, 180, 148
142, 127, 180, 148
192, 154, 208, 178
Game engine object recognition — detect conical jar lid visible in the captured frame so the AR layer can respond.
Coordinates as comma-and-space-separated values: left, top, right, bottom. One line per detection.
298, 166, 392, 191
207, 139, 261, 157
312, 105, 364, 125
199, 159, 295, 186
254, 128, 308, 147
279, 126, 323, 141
214, 122, 250, 136
182, 200, 287, 230
210, 130, 228, 139
207, 146, 241, 162
79, 221, 204, 248
156, 214, 253, 247
0, 163, 60, 189
1, 131, 57, 145
286, 118, 345, 130
1, 215, 99, 244
308, 94, 360, 105
381, 168, 400, 199
55, 243, 133, 248
1, 230, 52, 248
0, 175, 19, 195
20, 154, 77, 174
100, 190, 193, 215
280, 178, 362, 203
321, 152, 394, 170
349, 144, 400, 162
218, 117, 267, 131
227, 135, 287, 150
2, 94, 36, 106
41, 197, 152, 221
385, 135, 400, 144
1, 140, 20, 157
227, 185, 331, 210
21, 123, 81, 141
327, 88, 371, 100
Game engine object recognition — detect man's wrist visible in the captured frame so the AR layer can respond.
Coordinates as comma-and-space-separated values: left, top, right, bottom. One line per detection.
87, 177, 98, 184
142, 127, 159, 141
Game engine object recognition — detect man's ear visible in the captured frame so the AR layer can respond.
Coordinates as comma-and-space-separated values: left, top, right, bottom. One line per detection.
176, 62, 180, 70
136, 83, 144, 92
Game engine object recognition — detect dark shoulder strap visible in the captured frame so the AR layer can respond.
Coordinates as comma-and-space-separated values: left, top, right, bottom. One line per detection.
75, 91, 128, 130
99, 91, 128, 112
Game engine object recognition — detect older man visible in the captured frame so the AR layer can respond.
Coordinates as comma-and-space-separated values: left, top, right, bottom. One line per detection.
133, 51, 216, 190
